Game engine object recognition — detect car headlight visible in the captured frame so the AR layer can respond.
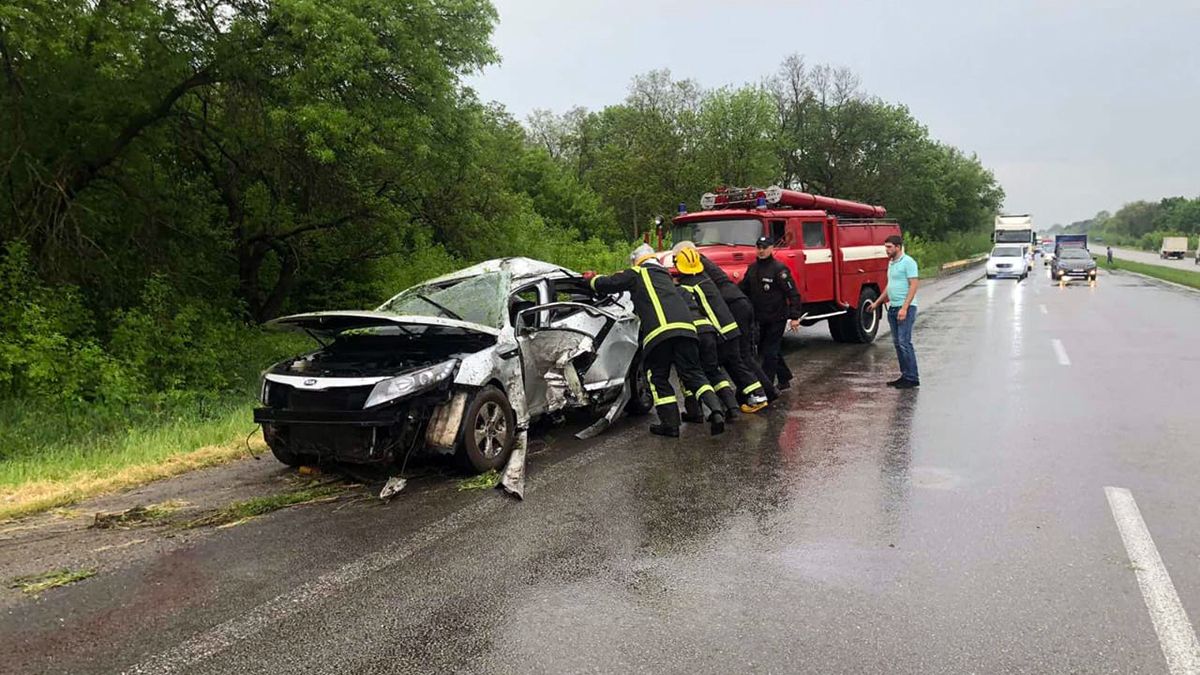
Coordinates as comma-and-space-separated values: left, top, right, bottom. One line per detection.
364, 360, 458, 409
259, 372, 271, 405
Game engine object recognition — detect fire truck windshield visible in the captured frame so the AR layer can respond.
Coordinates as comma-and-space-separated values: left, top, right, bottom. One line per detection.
670, 218, 762, 246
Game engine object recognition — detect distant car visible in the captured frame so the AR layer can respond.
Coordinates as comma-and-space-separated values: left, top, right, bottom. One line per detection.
1051, 248, 1098, 285
986, 245, 1029, 280
254, 258, 647, 473
1041, 243, 1055, 265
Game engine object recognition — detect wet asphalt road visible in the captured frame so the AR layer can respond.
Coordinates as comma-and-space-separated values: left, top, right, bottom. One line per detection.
6, 268, 1200, 674
1107, 245, 1199, 271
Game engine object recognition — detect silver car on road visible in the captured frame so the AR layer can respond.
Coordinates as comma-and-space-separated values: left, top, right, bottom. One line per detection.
254, 258, 646, 474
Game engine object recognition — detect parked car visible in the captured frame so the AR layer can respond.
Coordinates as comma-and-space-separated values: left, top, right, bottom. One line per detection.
986, 245, 1029, 280
1051, 248, 1098, 285
254, 258, 647, 473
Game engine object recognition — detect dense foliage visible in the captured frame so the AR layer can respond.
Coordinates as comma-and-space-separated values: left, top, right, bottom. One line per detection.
1049, 198, 1200, 251
1, 1, 1003, 419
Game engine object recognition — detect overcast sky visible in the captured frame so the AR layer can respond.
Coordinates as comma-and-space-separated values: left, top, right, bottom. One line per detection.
468, 0, 1200, 227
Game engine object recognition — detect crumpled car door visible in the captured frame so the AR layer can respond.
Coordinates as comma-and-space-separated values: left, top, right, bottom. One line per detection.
515, 302, 628, 418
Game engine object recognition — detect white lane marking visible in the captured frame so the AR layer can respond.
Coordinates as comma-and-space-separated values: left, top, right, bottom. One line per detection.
1105, 487, 1200, 674
127, 447, 599, 674
1052, 338, 1071, 366
1039, 304, 1048, 315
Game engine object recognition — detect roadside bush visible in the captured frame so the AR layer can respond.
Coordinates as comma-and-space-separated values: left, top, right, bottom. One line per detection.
905, 230, 992, 276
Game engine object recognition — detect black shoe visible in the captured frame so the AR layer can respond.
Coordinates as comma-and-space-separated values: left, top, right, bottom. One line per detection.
649, 424, 680, 437
886, 377, 905, 387
708, 412, 726, 435
894, 379, 920, 389
681, 413, 705, 424
777, 380, 792, 391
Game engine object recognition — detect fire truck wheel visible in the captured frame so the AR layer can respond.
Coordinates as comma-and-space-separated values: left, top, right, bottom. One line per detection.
839, 287, 880, 344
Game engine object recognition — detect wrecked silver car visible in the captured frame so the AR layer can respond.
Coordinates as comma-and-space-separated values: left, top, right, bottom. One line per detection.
253, 258, 648, 474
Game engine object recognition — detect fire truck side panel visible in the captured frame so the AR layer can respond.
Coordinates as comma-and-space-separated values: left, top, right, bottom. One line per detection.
835, 223, 898, 306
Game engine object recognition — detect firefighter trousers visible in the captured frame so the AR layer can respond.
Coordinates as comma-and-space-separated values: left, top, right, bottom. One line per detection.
685, 332, 740, 415
645, 337, 721, 429
758, 319, 793, 387
729, 298, 779, 400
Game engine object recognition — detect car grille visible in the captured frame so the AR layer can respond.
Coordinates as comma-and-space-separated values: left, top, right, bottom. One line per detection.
285, 385, 373, 411
997, 263, 1012, 269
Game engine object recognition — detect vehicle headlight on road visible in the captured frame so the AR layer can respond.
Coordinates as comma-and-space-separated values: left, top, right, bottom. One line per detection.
364, 359, 458, 409
259, 372, 270, 405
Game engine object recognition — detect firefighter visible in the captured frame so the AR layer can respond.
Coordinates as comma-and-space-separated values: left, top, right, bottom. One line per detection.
674, 246, 770, 416
673, 240, 780, 403
583, 244, 726, 437
739, 236, 802, 390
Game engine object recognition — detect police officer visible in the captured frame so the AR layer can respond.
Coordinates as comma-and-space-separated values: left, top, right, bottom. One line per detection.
584, 244, 726, 437
673, 240, 781, 403
739, 236, 802, 390
674, 246, 770, 416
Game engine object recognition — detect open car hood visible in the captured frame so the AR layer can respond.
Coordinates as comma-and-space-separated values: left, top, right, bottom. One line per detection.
266, 311, 501, 338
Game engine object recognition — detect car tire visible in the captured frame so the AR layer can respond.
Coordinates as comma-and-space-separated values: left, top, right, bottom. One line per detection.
836, 287, 880, 344
457, 385, 516, 473
625, 355, 653, 416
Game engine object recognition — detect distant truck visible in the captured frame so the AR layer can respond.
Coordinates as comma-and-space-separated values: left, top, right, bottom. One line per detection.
1055, 234, 1088, 255
1160, 236, 1187, 260
994, 214, 1035, 246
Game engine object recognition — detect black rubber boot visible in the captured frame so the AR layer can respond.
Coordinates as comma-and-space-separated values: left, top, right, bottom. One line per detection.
681, 395, 705, 423
652, 403, 681, 437
708, 410, 726, 435
717, 387, 740, 420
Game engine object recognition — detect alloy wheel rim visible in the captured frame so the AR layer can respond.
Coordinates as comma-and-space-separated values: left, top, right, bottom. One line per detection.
475, 402, 507, 459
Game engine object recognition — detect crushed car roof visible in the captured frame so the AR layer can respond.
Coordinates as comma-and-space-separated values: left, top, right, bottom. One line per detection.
425, 257, 576, 285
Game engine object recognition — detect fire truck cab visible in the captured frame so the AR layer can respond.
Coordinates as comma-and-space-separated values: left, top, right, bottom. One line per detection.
666, 186, 901, 344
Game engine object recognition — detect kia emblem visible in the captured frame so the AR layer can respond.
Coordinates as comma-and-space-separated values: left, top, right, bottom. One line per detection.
303, 378, 317, 386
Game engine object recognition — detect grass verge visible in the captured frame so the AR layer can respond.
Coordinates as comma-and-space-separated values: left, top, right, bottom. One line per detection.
0, 400, 264, 521
1103, 257, 1200, 290
9, 568, 97, 595
179, 484, 344, 529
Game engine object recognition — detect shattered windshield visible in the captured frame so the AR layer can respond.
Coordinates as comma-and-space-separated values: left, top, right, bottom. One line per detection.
671, 218, 762, 246
378, 271, 510, 329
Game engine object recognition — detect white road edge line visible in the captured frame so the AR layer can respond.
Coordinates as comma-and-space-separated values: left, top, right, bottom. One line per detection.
1052, 338, 1071, 366
1039, 304, 1048, 315
1105, 486, 1200, 674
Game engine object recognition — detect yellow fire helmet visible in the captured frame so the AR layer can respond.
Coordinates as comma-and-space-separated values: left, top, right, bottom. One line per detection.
675, 246, 703, 274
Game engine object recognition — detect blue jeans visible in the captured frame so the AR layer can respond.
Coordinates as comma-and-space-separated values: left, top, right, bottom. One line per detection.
887, 306, 919, 383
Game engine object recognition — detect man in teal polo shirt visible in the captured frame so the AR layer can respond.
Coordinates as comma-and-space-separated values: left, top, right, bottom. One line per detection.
868, 234, 920, 388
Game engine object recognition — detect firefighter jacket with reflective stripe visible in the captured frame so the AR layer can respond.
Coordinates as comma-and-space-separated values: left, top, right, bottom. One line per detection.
678, 272, 741, 341
739, 254, 803, 322
590, 263, 697, 351
700, 254, 750, 305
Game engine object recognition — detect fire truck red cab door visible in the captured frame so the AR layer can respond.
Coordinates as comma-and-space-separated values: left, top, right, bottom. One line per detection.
769, 218, 805, 299
797, 219, 833, 303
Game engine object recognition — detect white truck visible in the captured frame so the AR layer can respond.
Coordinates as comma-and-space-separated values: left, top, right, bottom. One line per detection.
1160, 236, 1187, 260
994, 214, 1035, 246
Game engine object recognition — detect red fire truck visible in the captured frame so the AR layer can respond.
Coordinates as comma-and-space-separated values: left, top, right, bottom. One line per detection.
663, 186, 901, 343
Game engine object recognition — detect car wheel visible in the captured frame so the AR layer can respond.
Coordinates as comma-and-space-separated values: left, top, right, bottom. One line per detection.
836, 287, 880, 344
625, 355, 653, 416
457, 386, 516, 473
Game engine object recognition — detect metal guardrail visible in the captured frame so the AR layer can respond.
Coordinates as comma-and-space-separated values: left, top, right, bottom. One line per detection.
938, 254, 988, 276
